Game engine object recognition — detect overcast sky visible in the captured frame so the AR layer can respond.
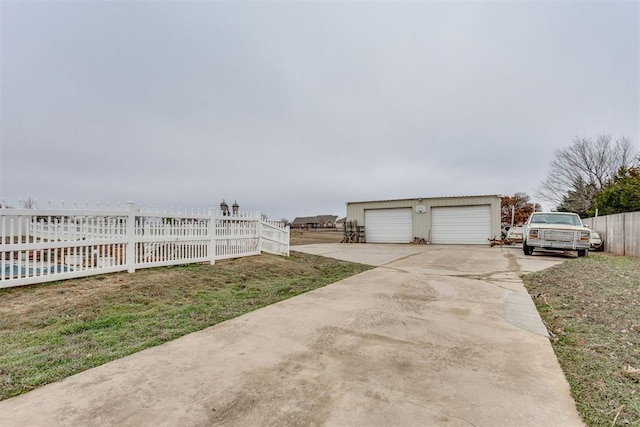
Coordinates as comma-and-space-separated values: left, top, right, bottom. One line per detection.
1, 1, 638, 221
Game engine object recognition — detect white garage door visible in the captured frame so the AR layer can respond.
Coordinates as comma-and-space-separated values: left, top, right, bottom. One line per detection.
365, 208, 413, 243
431, 205, 492, 244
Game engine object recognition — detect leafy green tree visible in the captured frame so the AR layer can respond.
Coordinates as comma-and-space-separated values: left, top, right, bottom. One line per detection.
590, 166, 640, 215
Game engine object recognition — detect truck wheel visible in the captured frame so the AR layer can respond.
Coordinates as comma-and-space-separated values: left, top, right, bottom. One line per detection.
577, 249, 587, 257
523, 242, 534, 256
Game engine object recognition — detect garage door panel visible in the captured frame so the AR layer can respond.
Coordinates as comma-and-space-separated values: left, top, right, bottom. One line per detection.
365, 209, 412, 243
431, 205, 491, 244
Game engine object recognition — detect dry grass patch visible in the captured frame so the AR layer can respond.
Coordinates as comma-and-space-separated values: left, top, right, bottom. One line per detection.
523, 254, 640, 426
290, 230, 343, 246
0, 251, 373, 400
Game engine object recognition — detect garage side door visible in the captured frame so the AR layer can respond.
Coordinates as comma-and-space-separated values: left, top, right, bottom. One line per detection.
431, 205, 491, 244
365, 208, 412, 243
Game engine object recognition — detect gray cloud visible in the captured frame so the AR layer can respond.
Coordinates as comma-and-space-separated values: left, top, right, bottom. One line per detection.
1, 1, 638, 220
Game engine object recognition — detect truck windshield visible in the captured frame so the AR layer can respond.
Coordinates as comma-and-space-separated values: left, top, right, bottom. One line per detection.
530, 213, 581, 226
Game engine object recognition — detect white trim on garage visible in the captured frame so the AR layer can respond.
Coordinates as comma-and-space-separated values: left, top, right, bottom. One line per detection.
431, 205, 491, 244
364, 208, 413, 243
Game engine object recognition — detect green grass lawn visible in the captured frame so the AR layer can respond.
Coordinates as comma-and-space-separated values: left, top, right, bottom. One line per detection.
0, 251, 373, 400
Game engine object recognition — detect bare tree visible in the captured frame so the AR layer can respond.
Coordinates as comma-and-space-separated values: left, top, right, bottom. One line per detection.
20, 197, 38, 209
538, 135, 637, 213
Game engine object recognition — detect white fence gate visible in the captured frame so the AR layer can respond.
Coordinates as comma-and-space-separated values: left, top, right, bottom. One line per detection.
1, 202, 289, 289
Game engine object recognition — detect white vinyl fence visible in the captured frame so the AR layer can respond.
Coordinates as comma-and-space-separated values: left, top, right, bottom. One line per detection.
1, 202, 289, 289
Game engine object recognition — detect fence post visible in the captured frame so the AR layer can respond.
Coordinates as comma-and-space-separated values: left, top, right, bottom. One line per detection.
622, 213, 626, 257
208, 208, 216, 265
126, 201, 136, 273
285, 225, 290, 256
257, 212, 262, 254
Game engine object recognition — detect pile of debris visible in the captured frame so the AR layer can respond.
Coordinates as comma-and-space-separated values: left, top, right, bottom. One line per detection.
342, 220, 365, 243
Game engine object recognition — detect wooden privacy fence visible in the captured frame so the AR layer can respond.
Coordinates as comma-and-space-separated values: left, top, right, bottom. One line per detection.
0, 201, 290, 289
583, 211, 640, 259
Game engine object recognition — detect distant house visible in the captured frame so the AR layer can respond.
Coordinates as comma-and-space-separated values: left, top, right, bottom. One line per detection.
291, 215, 338, 229
335, 217, 346, 230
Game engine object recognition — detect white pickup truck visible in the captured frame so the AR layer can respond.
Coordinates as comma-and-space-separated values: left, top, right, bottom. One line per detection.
522, 212, 591, 257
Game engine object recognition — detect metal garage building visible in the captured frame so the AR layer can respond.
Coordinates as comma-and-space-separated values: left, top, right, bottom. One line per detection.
346, 195, 501, 244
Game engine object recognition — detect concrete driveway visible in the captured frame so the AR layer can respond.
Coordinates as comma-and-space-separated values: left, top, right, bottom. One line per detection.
0, 244, 583, 426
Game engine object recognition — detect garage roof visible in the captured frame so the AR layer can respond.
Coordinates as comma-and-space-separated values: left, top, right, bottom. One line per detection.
347, 194, 502, 204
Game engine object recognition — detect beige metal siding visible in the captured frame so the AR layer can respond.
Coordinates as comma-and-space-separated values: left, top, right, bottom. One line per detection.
346, 195, 501, 243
